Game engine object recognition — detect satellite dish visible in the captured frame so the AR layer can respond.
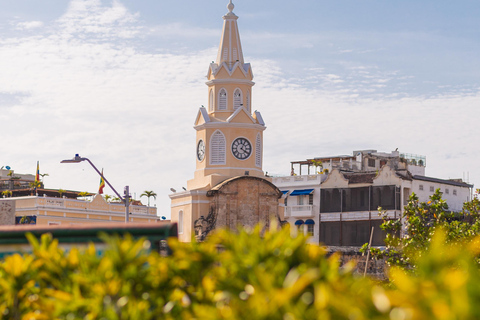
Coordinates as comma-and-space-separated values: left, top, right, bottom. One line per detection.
5, 166, 11, 170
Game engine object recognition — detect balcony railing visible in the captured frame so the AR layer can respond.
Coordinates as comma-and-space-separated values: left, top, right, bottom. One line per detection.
286, 205, 316, 218
34, 197, 152, 216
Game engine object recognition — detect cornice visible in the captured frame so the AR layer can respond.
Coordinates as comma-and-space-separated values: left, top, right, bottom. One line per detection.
194, 122, 266, 131
169, 190, 208, 200
206, 79, 255, 86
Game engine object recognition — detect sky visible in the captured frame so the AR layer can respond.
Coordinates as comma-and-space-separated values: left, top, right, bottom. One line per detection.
0, 0, 479, 217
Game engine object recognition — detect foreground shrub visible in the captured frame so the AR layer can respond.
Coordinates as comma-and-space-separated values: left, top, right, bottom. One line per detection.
362, 190, 480, 268
1, 225, 480, 319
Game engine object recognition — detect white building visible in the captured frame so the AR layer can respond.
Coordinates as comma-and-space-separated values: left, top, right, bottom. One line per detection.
273, 149, 473, 246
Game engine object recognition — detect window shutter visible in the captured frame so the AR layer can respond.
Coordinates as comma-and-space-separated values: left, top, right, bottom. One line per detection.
210, 131, 226, 165
233, 89, 242, 110
233, 48, 238, 61
219, 89, 227, 110
209, 90, 214, 111
255, 134, 262, 167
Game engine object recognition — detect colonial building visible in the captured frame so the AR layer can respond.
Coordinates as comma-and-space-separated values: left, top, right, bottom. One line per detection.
0, 168, 159, 226
273, 149, 473, 246
0, 194, 159, 226
169, 1, 283, 242
1, 168, 39, 192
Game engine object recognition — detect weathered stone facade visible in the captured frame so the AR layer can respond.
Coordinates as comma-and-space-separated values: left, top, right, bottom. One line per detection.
195, 176, 282, 241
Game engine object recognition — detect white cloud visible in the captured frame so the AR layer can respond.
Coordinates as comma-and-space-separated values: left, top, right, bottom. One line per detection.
148, 22, 218, 39
16, 21, 44, 30
1, 0, 479, 217
56, 0, 141, 39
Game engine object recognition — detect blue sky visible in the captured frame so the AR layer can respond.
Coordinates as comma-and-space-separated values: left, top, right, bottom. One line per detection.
0, 0, 479, 215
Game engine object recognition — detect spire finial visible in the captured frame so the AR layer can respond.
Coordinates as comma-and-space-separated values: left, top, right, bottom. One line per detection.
227, 0, 234, 13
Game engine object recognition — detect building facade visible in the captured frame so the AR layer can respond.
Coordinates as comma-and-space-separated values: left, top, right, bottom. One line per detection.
0, 194, 159, 226
1, 168, 39, 192
273, 149, 473, 246
170, 1, 283, 242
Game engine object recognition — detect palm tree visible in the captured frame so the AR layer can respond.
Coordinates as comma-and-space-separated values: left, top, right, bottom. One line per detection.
29, 181, 42, 189
78, 191, 90, 200
103, 194, 112, 202
141, 191, 157, 207
58, 189, 66, 197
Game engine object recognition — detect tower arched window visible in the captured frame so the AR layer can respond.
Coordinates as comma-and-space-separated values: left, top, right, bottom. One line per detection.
246, 90, 251, 112
255, 133, 262, 168
218, 89, 227, 110
209, 90, 214, 111
233, 89, 242, 110
210, 130, 226, 165
178, 210, 184, 234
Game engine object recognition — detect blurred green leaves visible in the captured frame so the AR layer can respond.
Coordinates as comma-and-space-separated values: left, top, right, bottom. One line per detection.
364, 189, 480, 268
2, 222, 480, 319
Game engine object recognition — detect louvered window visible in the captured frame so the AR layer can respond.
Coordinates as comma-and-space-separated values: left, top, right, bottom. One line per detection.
255, 134, 262, 167
209, 90, 213, 111
223, 48, 228, 61
233, 48, 238, 61
246, 90, 251, 112
233, 89, 242, 110
210, 130, 226, 165
218, 89, 227, 110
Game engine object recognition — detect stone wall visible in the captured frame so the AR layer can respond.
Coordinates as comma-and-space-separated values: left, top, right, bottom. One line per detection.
212, 177, 281, 230
195, 176, 282, 241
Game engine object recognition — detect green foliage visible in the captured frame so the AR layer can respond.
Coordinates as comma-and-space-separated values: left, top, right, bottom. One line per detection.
387, 231, 480, 320
4, 225, 480, 319
367, 189, 480, 267
0, 227, 387, 319
140, 191, 157, 207
1, 190, 12, 198
29, 180, 42, 188
77, 192, 90, 199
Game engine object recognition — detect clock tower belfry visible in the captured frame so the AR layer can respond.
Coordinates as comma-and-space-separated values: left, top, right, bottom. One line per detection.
191, 0, 265, 188
170, 1, 282, 242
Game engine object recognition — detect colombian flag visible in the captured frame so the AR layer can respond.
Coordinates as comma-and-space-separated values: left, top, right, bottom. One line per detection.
35, 161, 40, 184
98, 169, 105, 194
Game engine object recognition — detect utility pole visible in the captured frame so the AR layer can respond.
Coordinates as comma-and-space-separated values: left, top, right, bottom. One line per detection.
124, 186, 130, 223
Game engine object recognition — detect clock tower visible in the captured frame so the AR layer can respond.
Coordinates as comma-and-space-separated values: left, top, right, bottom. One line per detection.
170, 1, 282, 242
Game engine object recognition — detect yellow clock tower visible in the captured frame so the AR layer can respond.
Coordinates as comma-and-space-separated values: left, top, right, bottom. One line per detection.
170, 1, 282, 242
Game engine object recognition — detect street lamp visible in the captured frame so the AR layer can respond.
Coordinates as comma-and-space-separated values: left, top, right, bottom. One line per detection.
61, 154, 130, 222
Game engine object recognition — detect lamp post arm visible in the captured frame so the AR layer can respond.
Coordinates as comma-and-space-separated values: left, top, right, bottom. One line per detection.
82, 157, 125, 203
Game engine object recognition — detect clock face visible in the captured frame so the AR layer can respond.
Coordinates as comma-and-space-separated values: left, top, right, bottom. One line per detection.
231, 137, 252, 160
197, 139, 205, 161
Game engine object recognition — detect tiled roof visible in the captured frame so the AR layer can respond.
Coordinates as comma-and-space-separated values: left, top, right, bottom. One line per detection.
342, 172, 376, 184
395, 170, 413, 181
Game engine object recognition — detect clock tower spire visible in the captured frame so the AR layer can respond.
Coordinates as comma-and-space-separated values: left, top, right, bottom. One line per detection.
216, 0, 245, 67
192, 0, 265, 185
170, 1, 282, 242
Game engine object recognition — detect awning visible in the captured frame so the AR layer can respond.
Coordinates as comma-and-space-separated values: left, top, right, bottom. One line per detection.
294, 220, 304, 225
290, 189, 314, 196
281, 190, 289, 195
305, 219, 315, 225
